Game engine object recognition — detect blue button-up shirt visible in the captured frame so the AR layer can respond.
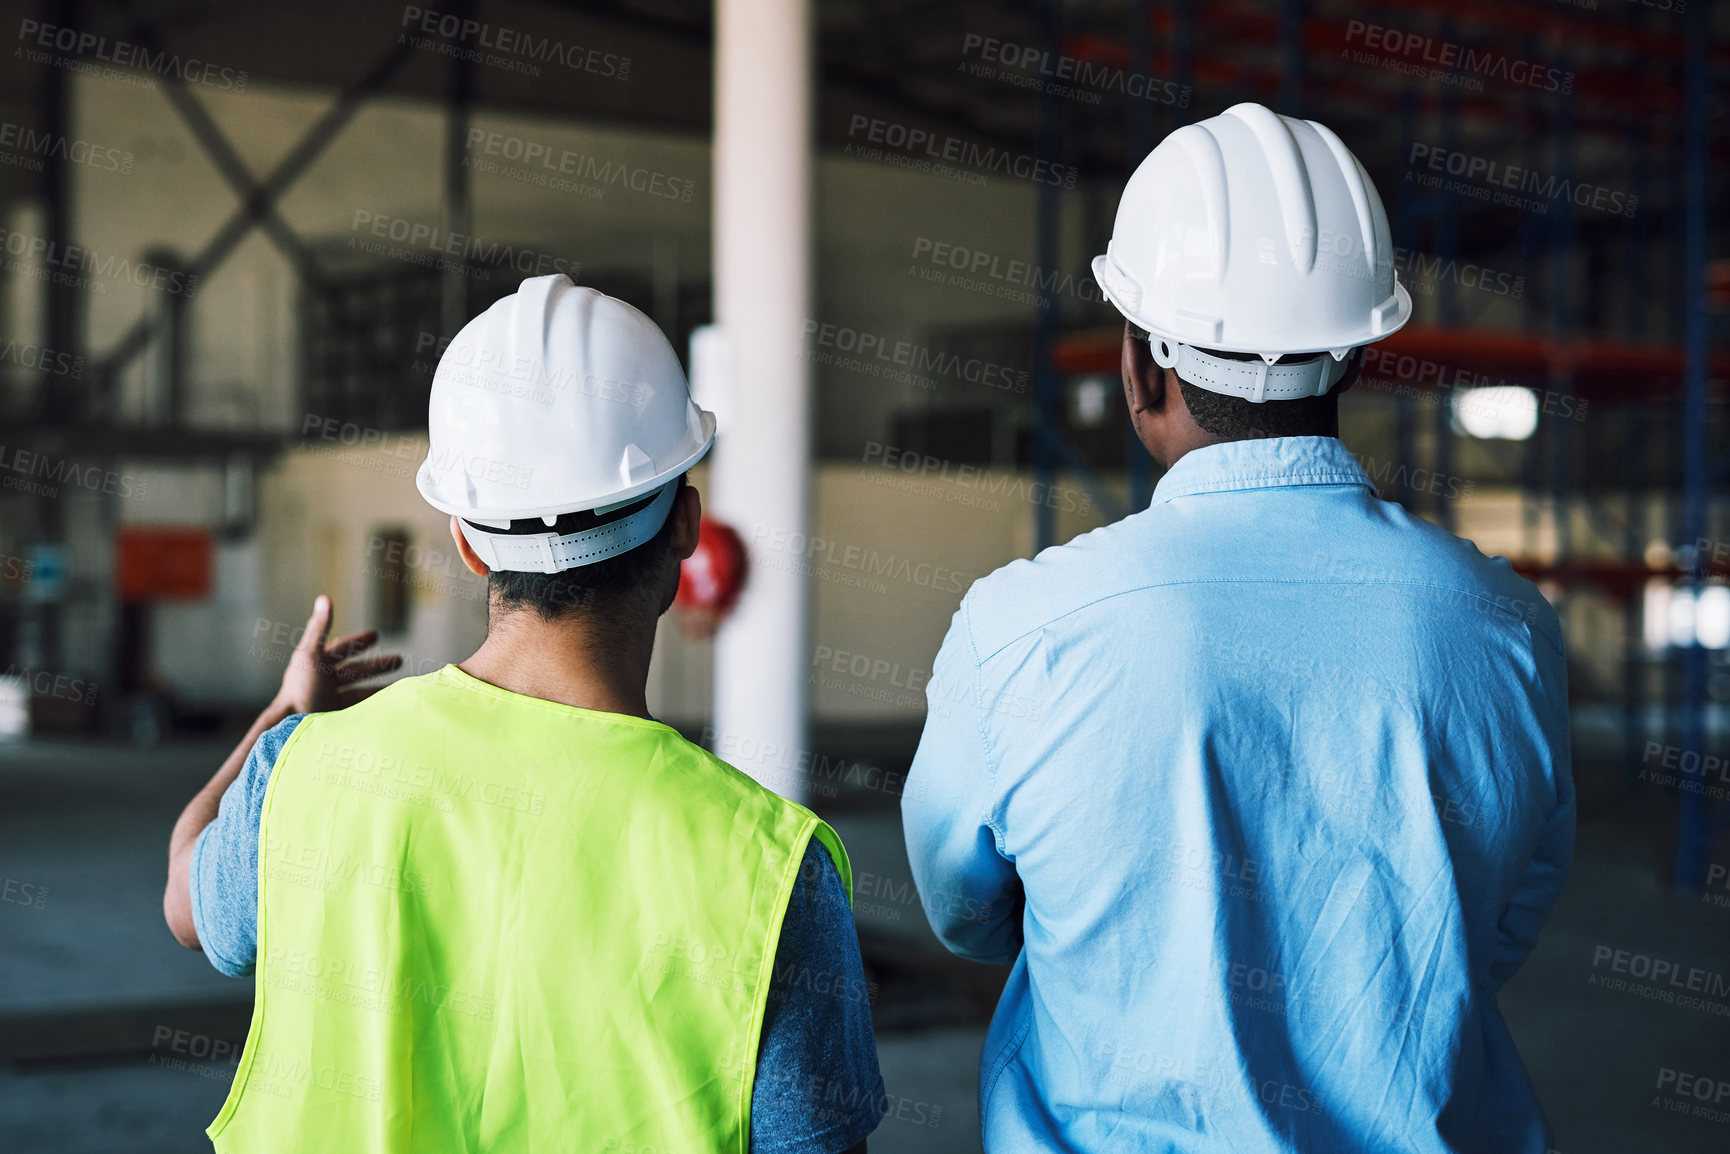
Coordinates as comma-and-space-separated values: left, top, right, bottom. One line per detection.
904, 436, 1573, 1153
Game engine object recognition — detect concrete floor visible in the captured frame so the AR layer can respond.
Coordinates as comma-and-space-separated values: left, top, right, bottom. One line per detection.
3, 737, 1728, 1153
0, 1031, 984, 1154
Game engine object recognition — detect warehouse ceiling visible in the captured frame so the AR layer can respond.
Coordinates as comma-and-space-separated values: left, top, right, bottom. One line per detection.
0, 0, 1711, 185
0, 0, 1718, 449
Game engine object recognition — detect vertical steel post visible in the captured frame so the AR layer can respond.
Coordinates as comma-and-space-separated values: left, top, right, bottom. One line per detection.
1032, 0, 1061, 552
1518, 73, 1542, 558
1390, 89, 1418, 513
1624, 408, 1646, 790
1279, 0, 1304, 116
1125, 0, 1153, 510
1434, 70, 1459, 533
1549, 58, 1575, 636
1622, 120, 1649, 790
1675, 0, 1712, 890
1172, 0, 1195, 124
22, 0, 76, 683
38, 0, 75, 423
441, 0, 475, 341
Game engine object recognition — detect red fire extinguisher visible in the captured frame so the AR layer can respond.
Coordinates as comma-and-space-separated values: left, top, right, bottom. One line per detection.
675, 517, 748, 639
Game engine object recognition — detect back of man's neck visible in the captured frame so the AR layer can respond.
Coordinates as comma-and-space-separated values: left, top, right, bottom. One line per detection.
458, 611, 657, 720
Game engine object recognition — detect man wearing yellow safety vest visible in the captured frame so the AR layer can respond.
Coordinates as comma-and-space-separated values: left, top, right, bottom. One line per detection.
904, 103, 1573, 1151
164, 275, 884, 1152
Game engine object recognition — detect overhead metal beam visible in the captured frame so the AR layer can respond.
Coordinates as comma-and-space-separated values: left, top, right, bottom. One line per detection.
93, 32, 420, 383
147, 50, 322, 284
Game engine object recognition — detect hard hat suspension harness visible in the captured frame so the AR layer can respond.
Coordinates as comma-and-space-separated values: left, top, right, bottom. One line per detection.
458, 480, 679, 575
1147, 336, 1352, 403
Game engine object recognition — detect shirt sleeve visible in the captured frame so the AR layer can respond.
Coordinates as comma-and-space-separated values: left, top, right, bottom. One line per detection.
749, 840, 886, 1154
1488, 637, 1575, 990
188, 714, 306, 977
902, 600, 1024, 964
1488, 791, 1574, 990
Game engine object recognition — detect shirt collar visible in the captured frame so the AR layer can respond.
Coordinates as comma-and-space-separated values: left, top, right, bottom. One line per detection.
1150, 436, 1374, 506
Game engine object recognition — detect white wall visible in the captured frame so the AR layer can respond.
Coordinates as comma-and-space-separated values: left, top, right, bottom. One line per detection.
172, 439, 1106, 725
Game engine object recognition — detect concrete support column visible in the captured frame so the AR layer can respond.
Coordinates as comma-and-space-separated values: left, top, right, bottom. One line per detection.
710, 0, 813, 799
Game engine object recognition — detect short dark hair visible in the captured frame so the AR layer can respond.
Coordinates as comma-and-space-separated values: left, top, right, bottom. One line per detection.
1128, 324, 1351, 440
481, 475, 685, 620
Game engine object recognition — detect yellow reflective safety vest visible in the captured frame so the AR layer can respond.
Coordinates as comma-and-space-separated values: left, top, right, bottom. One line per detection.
208, 664, 849, 1153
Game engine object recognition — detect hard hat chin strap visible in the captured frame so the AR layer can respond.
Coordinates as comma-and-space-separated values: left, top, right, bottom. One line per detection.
459, 481, 680, 575
1148, 337, 1353, 404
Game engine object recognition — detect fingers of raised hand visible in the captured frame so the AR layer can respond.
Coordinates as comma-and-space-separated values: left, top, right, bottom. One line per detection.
296, 596, 333, 655
324, 629, 381, 662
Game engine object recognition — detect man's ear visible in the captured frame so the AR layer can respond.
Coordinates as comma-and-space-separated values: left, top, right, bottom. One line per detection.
669, 483, 702, 562
1122, 327, 1167, 417
449, 515, 491, 577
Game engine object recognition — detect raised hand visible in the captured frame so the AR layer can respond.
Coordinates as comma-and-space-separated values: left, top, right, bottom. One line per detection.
273, 595, 404, 715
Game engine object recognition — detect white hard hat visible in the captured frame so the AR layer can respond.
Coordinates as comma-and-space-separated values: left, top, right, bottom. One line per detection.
416, 274, 716, 573
1092, 102, 1412, 403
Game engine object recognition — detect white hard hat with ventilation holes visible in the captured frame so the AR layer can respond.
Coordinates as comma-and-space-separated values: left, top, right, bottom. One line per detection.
415, 274, 716, 573
1092, 102, 1412, 402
